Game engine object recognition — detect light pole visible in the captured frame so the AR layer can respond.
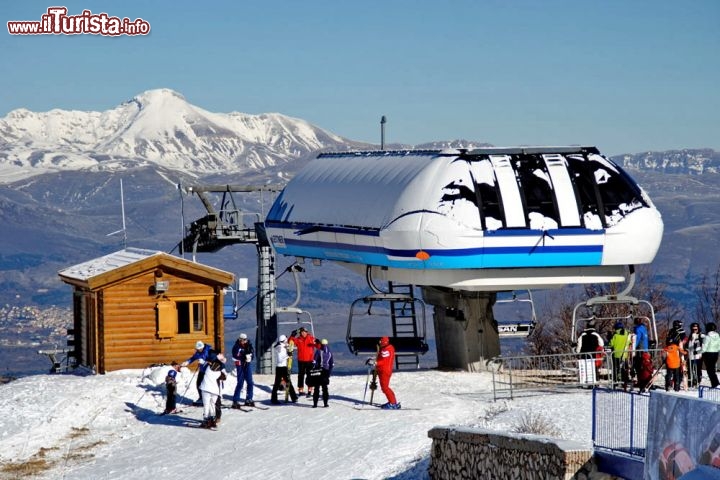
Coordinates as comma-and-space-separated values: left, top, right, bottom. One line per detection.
380, 115, 386, 150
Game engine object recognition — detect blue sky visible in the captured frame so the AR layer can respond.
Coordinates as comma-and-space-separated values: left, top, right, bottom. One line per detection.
1, 1, 718, 155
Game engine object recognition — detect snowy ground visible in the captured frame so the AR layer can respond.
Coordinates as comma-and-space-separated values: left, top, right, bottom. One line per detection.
0, 367, 596, 480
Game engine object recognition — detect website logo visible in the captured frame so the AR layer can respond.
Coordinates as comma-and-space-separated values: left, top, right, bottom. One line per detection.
7, 7, 151, 36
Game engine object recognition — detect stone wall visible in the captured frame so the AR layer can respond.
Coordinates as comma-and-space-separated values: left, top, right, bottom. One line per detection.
428, 427, 618, 480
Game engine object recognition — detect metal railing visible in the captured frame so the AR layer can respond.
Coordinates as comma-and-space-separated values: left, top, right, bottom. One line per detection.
488, 349, 666, 401
488, 350, 614, 400
592, 388, 650, 457
699, 385, 720, 402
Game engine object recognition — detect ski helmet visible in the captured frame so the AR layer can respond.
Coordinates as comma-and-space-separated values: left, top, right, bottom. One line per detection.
195, 340, 204, 350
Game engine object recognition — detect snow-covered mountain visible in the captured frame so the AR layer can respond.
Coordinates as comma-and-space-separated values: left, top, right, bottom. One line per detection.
618, 148, 720, 175
0, 88, 370, 184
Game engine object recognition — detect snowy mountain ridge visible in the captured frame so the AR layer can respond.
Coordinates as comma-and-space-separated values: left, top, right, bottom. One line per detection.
0, 88, 364, 184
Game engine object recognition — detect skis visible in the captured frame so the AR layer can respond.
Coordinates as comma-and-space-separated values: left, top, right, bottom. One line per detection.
158, 409, 184, 416
184, 421, 218, 430
352, 403, 418, 411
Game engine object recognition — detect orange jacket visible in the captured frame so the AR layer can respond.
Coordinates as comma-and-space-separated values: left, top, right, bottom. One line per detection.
664, 344, 686, 369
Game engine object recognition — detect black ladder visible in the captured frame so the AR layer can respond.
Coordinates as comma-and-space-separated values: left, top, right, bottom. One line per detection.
388, 282, 420, 369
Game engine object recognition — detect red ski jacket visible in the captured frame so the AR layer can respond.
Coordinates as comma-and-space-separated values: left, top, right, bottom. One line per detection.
295, 332, 316, 362
376, 344, 395, 375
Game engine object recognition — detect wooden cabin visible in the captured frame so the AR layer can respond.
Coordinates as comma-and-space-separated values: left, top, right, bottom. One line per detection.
58, 248, 234, 373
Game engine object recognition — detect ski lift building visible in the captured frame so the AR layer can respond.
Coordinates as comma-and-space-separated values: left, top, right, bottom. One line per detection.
58, 248, 234, 373
265, 147, 663, 290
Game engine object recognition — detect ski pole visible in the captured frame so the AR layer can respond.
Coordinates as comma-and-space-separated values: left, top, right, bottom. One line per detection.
180, 367, 198, 402
361, 364, 372, 405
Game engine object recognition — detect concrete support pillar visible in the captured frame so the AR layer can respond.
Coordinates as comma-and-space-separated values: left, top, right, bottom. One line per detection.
422, 287, 499, 372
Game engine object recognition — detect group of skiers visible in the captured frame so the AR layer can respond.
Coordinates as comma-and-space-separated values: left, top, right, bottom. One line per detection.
578, 316, 720, 392
162, 328, 400, 429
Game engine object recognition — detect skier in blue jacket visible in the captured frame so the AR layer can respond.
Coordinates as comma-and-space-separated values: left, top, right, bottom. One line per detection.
231, 333, 255, 408
632, 317, 650, 386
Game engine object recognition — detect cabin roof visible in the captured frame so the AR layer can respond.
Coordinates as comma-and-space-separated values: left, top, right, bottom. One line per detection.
58, 247, 234, 290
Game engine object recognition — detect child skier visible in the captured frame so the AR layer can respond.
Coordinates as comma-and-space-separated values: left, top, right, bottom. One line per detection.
163, 361, 181, 415
199, 353, 226, 429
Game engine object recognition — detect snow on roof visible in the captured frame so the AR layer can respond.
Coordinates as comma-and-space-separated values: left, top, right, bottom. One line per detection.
58, 247, 164, 281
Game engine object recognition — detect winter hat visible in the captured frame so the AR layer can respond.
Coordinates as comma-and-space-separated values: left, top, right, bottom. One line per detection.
239, 333, 248, 340
279, 334, 287, 342
614, 321, 624, 329
321, 338, 328, 345
379, 336, 390, 347
195, 340, 204, 350
672, 320, 683, 329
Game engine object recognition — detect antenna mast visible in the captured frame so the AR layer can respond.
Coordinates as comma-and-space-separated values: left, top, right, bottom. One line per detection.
107, 178, 127, 249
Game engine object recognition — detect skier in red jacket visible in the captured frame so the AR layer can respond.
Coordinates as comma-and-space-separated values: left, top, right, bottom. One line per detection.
292, 327, 316, 397
375, 336, 400, 409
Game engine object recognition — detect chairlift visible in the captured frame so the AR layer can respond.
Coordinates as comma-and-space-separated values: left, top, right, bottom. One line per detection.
571, 295, 658, 347
276, 263, 315, 337
222, 277, 248, 320
345, 292, 429, 356
571, 266, 658, 347
494, 290, 537, 338
277, 306, 315, 338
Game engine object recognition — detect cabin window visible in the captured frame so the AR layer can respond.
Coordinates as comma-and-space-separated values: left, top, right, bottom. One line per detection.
177, 301, 206, 334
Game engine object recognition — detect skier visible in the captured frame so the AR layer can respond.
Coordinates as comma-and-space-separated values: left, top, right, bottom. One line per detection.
666, 320, 687, 346
576, 320, 605, 378
231, 333, 255, 408
311, 338, 334, 408
293, 327, 316, 398
163, 361, 181, 414
663, 338, 687, 391
608, 321, 630, 386
687, 322, 705, 387
271, 335, 298, 404
631, 317, 649, 386
373, 336, 400, 409
199, 353, 226, 429
181, 340, 218, 405
702, 323, 720, 388
576, 320, 605, 354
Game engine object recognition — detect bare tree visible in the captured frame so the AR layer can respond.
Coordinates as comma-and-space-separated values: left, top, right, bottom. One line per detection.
695, 265, 720, 327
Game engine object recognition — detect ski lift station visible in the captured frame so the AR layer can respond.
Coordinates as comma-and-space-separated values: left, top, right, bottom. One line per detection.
183, 146, 664, 373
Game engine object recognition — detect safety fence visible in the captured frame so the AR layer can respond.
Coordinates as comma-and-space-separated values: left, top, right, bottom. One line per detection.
592, 388, 650, 458
487, 349, 665, 401
699, 385, 720, 402
592, 385, 720, 459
